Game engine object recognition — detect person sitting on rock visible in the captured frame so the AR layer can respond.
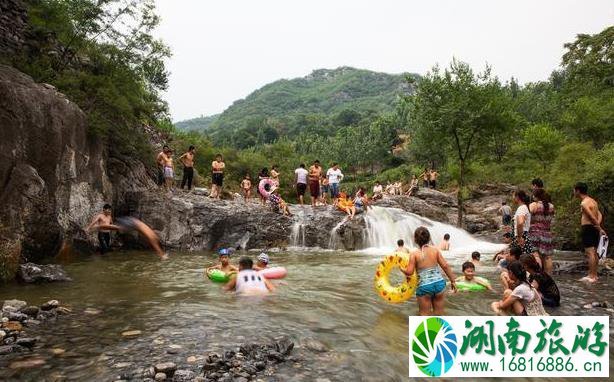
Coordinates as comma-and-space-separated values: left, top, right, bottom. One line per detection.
253, 253, 269, 271
500, 244, 522, 290
224, 257, 275, 295
206, 248, 238, 274
438, 233, 450, 251
493, 232, 513, 268
269, 188, 292, 216
335, 192, 356, 220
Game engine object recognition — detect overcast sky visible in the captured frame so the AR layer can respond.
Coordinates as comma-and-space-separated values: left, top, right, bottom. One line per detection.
154, 0, 613, 122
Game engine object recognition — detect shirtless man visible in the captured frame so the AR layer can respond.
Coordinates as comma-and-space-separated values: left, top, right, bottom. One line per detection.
86, 204, 113, 254
211, 154, 225, 199
574, 182, 607, 283
429, 169, 439, 189
162, 149, 175, 192
179, 145, 195, 191
92, 217, 168, 260
156, 145, 170, 186
308, 160, 322, 207
420, 168, 430, 188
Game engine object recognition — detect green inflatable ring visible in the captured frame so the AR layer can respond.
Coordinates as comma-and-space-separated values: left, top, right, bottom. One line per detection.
456, 276, 490, 292
206, 269, 231, 283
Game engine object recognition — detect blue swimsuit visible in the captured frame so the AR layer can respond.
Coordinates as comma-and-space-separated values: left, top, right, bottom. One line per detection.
415, 248, 446, 297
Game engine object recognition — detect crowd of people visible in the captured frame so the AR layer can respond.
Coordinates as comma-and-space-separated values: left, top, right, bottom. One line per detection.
402, 177, 607, 316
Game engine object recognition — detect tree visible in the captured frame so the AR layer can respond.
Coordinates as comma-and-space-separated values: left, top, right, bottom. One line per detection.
406, 60, 515, 226
513, 123, 565, 170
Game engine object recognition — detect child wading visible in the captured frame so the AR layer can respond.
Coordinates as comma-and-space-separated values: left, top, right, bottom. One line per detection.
402, 226, 456, 315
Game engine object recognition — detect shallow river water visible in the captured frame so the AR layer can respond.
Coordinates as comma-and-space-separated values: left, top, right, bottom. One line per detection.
0, 249, 612, 381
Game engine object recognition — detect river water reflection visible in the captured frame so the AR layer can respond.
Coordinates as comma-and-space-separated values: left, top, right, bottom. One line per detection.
0, 250, 612, 381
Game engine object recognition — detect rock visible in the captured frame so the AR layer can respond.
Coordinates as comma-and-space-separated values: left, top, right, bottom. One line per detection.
41, 300, 60, 310
20, 306, 39, 317
254, 361, 266, 371
113, 362, 133, 369
0, 330, 5, 340
0, 345, 15, 355
154, 362, 177, 376
6, 311, 29, 322
166, 344, 182, 354
2, 299, 27, 312
154, 372, 167, 381
17, 264, 72, 283
234, 377, 248, 382
186, 355, 198, 363
84, 308, 102, 315
37, 310, 57, 320
2, 321, 23, 332
16, 337, 37, 348
50, 348, 65, 356
172, 369, 195, 381
121, 330, 142, 337
9, 358, 46, 369
301, 338, 328, 353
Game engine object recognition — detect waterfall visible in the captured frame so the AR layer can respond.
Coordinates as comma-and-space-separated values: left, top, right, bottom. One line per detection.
289, 210, 306, 247
362, 206, 504, 256
328, 220, 346, 250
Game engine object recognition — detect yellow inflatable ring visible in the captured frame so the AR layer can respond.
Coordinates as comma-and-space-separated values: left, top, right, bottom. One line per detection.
374, 252, 418, 303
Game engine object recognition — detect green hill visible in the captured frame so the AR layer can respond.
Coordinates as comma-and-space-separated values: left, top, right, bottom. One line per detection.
175, 67, 416, 147
174, 114, 219, 132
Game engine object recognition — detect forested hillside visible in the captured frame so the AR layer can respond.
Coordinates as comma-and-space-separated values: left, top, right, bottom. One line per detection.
175, 67, 416, 147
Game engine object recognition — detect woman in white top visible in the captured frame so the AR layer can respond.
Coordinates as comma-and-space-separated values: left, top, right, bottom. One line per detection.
513, 190, 534, 255
491, 261, 547, 316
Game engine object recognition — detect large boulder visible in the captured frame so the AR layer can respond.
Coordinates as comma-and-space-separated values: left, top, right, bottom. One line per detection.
17, 262, 72, 283
0, 65, 112, 261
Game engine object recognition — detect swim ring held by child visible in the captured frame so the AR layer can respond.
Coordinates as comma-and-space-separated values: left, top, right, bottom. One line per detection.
374, 252, 418, 303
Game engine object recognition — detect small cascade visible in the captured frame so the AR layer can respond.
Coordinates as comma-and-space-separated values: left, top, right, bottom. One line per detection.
328, 220, 346, 250
363, 206, 503, 256
289, 210, 306, 247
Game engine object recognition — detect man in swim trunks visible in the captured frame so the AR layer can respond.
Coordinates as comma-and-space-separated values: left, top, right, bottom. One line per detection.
93, 217, 168, 260
86, 204, 113, 254
224, 257, 275, 295
429, 169, 439, 189
179, 145, 196, 191
210, 154, 225, 199
156, 145, 170, 187
308, 160, 322, 207
294, 163, 309, 205
419, 168, 430, 188
162, 149, 175, 192
574, 182, 607, 283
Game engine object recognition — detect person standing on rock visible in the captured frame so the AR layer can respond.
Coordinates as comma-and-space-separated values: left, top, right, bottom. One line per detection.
210, 154, 225, 199
326, 163, 344, 203
308, 160, 322, 207
499, 201, 512, 227
529, 188, 555, 274
429, 169, 439, 189
156, 145, 170, 187
163, 149, 175, 192
179, 145, 196, 191
574, 182, 607, 283
294, 163, 309, 205
512, 190, 534, 256
420, 168, 430, 188
86, 204, 113, 254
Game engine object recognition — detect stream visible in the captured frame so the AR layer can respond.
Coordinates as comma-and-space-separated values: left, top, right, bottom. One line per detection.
0, 248, 612, 381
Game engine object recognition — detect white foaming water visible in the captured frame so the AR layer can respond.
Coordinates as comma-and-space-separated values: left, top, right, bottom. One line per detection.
289, 210, 306, 247
362, 206, 504, 257
328, 220, 346, 250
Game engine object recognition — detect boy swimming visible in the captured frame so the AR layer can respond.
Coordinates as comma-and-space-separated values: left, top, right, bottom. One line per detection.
471, 251, 482, 266
456, 262, 493, 291
206, 248, 238, 274
253, 253, 269, 271
224, 257, 275, 295
438, 233, 450, 251
396, 239, 410, 254
401, 227, 456, 315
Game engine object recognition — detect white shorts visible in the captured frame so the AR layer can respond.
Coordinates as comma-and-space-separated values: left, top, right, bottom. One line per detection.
164, 166, 174, 179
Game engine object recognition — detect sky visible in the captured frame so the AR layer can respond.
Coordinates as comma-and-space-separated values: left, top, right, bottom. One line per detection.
154, 0, 613, 122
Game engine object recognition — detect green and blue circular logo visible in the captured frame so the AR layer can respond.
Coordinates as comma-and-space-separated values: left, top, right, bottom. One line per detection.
411, 317, 458, 377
